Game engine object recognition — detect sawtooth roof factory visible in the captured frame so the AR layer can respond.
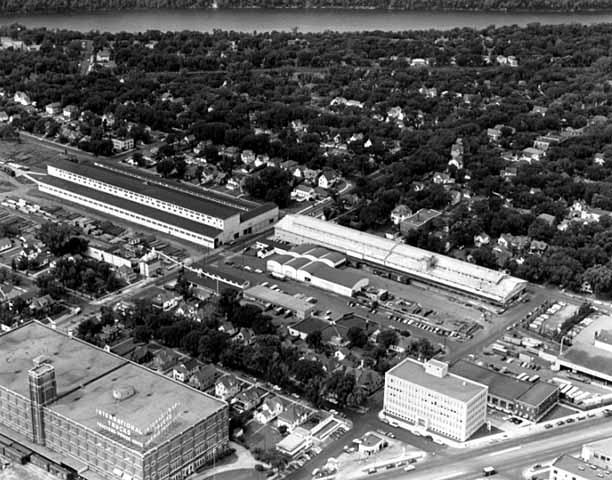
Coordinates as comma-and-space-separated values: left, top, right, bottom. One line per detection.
0, 322, 229, 480
274, 215, 527, 307
36, 161, 278, 249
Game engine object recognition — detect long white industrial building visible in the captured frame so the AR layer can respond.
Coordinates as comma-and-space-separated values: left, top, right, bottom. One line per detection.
274, 214, 527, 306
36, 161, 278, 248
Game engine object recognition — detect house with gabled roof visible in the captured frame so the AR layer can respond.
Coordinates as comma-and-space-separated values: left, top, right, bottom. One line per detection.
188, 363, 217, 391
235, 327, 255, 345
255, 396, 285, 424
232, 386, 266, 412
131, 345, 154, 364
215, 374, 241, 400
152, 348, 180, 372
29, 294, 53, 313
318, 170, 340, 190
390, 205, 412, 225
218, 321, 237, 336
172, 358, 200, 383
277, 403, 311, 432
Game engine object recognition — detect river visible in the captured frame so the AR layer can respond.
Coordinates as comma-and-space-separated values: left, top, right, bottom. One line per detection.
0, 8, 612, 33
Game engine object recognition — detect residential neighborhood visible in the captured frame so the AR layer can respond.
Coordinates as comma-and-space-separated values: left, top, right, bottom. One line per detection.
2, 16, 612, 480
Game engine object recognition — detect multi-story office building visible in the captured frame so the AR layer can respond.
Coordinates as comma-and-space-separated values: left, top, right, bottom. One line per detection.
37, 161, 278, 248
0, 322, 229, 480
383, 358, 487, 442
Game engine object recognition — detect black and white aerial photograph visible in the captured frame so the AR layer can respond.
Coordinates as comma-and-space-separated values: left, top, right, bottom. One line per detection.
2, 1, 612, 480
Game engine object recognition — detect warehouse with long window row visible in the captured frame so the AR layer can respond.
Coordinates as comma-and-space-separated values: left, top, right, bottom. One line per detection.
0, 322, 229, 480
274, 215, 527, 307
36, 161, 279, 249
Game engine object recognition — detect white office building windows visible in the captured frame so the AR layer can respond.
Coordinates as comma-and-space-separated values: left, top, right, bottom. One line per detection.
383, 358, 487, 442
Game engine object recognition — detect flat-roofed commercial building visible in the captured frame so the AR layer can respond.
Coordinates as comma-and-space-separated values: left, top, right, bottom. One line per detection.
551, 454, 610, 480
582, 437, 612, 469
0, 322, 229, 480
383, 358, 487, 442
243, 284, 314, 320
274, 215, 526, 306
37, 161, 278, 249
184, 264, 250, 295
451, 360, 559, 421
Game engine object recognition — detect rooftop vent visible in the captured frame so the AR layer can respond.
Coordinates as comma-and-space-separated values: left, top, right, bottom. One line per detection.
112, 385, 135, 401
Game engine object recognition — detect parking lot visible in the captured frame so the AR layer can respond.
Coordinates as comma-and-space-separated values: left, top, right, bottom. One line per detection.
216, 250, 484, 353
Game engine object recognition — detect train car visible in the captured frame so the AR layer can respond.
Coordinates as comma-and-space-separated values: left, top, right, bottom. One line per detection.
0, 434, 12, 447
3, 445, 27, 464
11, 443, 32, 462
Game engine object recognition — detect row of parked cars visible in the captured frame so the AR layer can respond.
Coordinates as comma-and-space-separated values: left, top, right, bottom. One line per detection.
544, 411, 596, 429
387, 313, 461, 338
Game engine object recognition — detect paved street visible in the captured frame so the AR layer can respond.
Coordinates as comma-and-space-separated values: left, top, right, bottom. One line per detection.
357, 415, 612, 480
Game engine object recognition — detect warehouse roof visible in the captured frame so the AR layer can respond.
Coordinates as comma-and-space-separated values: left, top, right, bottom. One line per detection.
584, 437, 612, 455
267, 254, 295, 265
552, 455, 609, 480
596, 329, 612, 346
451, 360, 558, 407
319, 251, 346, 265
388, 358, 487, 403
451, 360, 532, 400
92, 161, 270, 214
517, 381, 559, 407
183, 268, 249, 292
0, 322, 226, 453
0, 321, 123, 398
558, 314, 612, 382
285, 257, 312, 270
275, 215, 526, 304
289, 244, 345, 264
290, 317, 331, 336
52, 162, 270, 219
189, 262, 249, 288
244, 285, 314, 315
300, 262, 368, 290
291, 244, 318, 255
38, 175, 222, 240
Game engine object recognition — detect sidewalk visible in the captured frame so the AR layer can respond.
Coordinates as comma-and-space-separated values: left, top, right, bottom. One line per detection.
193, 442, 263, 480
379, 405, 610, 450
